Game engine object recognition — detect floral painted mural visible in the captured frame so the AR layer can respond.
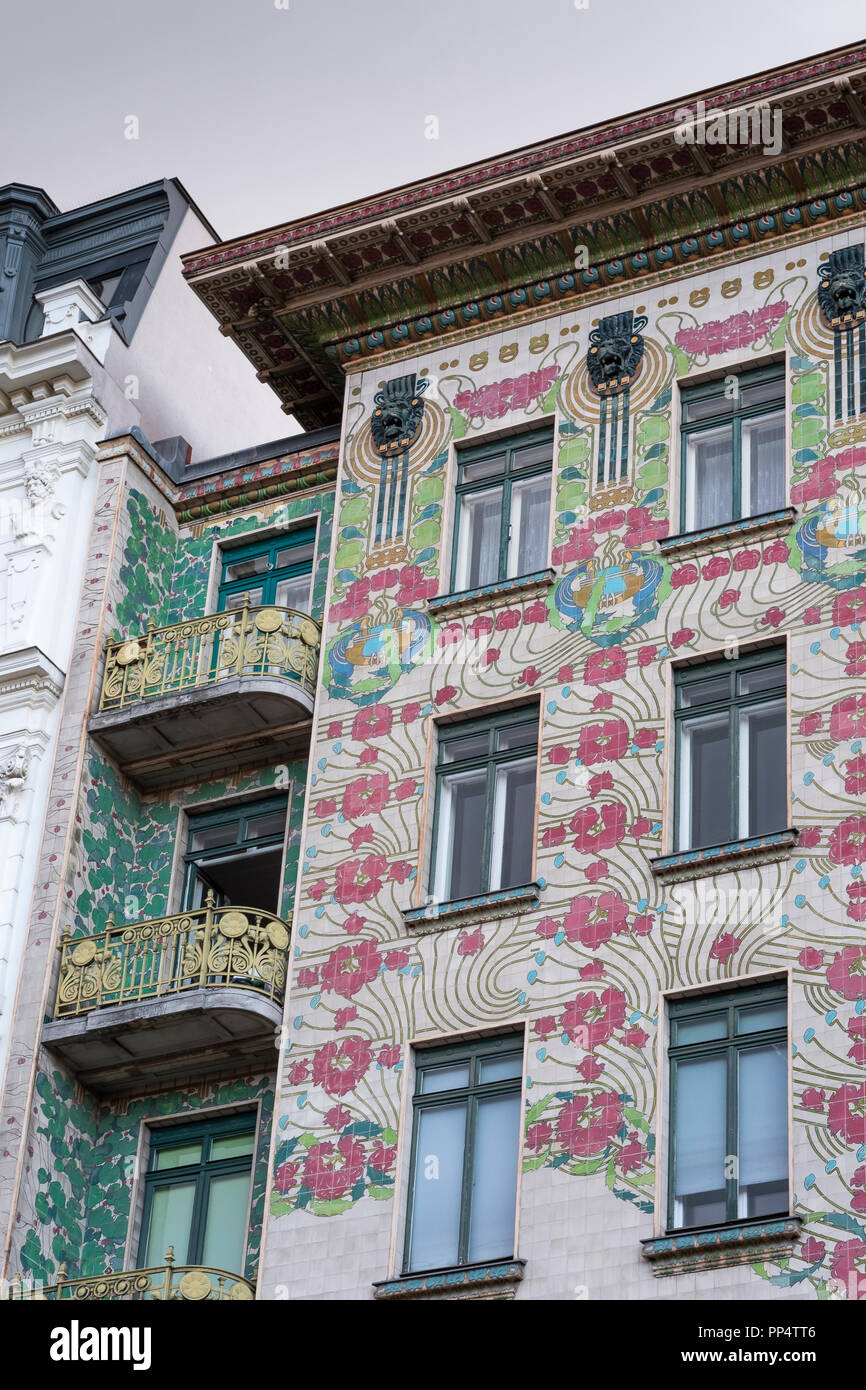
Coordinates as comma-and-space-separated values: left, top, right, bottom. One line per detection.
266, 230, 866, 1301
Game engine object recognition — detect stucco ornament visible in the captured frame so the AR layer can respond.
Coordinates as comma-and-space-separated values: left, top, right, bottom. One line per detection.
0, 745, 32, 817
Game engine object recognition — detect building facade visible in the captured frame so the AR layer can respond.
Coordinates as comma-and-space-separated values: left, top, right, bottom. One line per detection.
3, 42, 866, 1303
0, 179, 291, 1083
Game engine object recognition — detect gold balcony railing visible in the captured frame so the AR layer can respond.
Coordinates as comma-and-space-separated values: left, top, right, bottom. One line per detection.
55, 892, 290, 1018
98, 596, 320, 712
6, 1248, 253, 1301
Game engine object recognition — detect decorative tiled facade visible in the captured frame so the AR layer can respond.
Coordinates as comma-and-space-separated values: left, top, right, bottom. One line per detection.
2, 47, 866, 1306
257, 225, 866, 1301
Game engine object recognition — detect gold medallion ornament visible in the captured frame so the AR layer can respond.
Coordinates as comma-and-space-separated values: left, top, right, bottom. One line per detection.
218, 911, 249, 939
254, 608, 283, 633
267, 920, 289, 951
71, 939, 97, 967
298, 618, 319, 647
230, 1281, 254, 1300
116, 640, 143, 666
179, 1270, 212, 1301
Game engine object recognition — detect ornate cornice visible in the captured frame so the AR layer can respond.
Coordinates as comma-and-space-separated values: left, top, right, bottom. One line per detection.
181, 44, 866, 428
96, 432, 340, 523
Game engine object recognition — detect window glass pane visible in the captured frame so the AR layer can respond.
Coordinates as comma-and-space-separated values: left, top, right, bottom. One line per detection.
408, 1104, 466, 1271
223, 587, 265, 610
420, 1062, 470, 1094
223, 554, 270, 582
201, 1172, 252, 1273
738, 1044, 788, 1219
672, 1055, 727, 1229
739, 700, 786, 838
685, 425, 733, 530
211, 1131, 256, 1161
275, 574, 312, 612
511, 440, 553, 472
456, 486, 503, 589
738, 664, 785, 696
461, 454, 505, 483
672, 1014, 727, 1045
490, 757, 536, 890
678, 675, 730, 708
742, 412, 785, 516
678, 710, 730, 850
243, 811, 286, 842
436, 767, 487, 900
736, 1002, 787, 1035
190, 823, 238, 853
683, 391, 733, 423
740, 379, 784, 408
496, 720, 538, 752
144, 1182, 196, 1264
154, 1142, 202, 1171
509, 474, 550, 578
274, 543, 315, 568
441, 731, 490, 764
479, 1053, 523, 1083
467, 1093, 520, 1263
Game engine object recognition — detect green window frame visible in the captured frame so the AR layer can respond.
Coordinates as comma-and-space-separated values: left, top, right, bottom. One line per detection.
679, 364, 785, 533
430, 706, 539, 904
403, 1035, 523, 1274
667, 981, 788, 1232
217, 526, 316, 614
450, 427, 553, 593
673, 647, 787, 852
182, 794, 288, 911
138, 1112, 257, 1273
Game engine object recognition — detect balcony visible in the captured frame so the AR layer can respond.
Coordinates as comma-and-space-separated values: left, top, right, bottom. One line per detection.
89, 599, 321, 790
41, 893, 289, 1094
6, 1248, 254, 1301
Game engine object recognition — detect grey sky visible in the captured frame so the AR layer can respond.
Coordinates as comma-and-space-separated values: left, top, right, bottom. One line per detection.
3, 0, 864, 243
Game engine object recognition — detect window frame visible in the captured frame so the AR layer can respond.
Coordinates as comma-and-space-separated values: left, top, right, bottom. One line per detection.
667, 981, 788, 1233
217, 525, 317, 613
181, 793, 289, 911
673, 647, 787, 852
679, 363, 786, 533
403, 1034, 524, 1274
450, 427, 553, 593
138, 1112, 257, 1271
430, 706, 539, 903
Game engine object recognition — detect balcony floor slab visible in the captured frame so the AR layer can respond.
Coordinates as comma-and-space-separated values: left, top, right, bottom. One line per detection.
89, 674, 314, 790
42, 985, 282, 1095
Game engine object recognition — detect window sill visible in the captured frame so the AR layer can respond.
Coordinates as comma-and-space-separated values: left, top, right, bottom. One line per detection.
426, 569, 555, 617
373, 1258, 526, 1300
658, 507, 797, 559
641, 1216, 802, 1277
650, 828, 799, 883
403, 882, 541, 933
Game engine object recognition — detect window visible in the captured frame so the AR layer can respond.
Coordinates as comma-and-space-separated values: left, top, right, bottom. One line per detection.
432, 709, 538, 903
404, 1036, 522, 1273
668, 982, 788, 1231
218, 527, 316, 615
183, 796, 288, 914
680, 366, 785, 532
674, 649, 786, 852
451, 429, 552, 592
139, 1113, 256, 1274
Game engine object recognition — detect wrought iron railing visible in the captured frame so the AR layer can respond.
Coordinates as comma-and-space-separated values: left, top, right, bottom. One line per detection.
54, 892, 290, 1018
6, 1248, 253, 1301
98, 596, 320, 712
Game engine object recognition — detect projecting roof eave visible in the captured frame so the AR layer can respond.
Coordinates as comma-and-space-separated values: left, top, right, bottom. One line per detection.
181, 40, 866, 430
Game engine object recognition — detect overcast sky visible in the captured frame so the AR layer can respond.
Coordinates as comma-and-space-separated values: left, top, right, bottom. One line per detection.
3, 0, 864, 244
